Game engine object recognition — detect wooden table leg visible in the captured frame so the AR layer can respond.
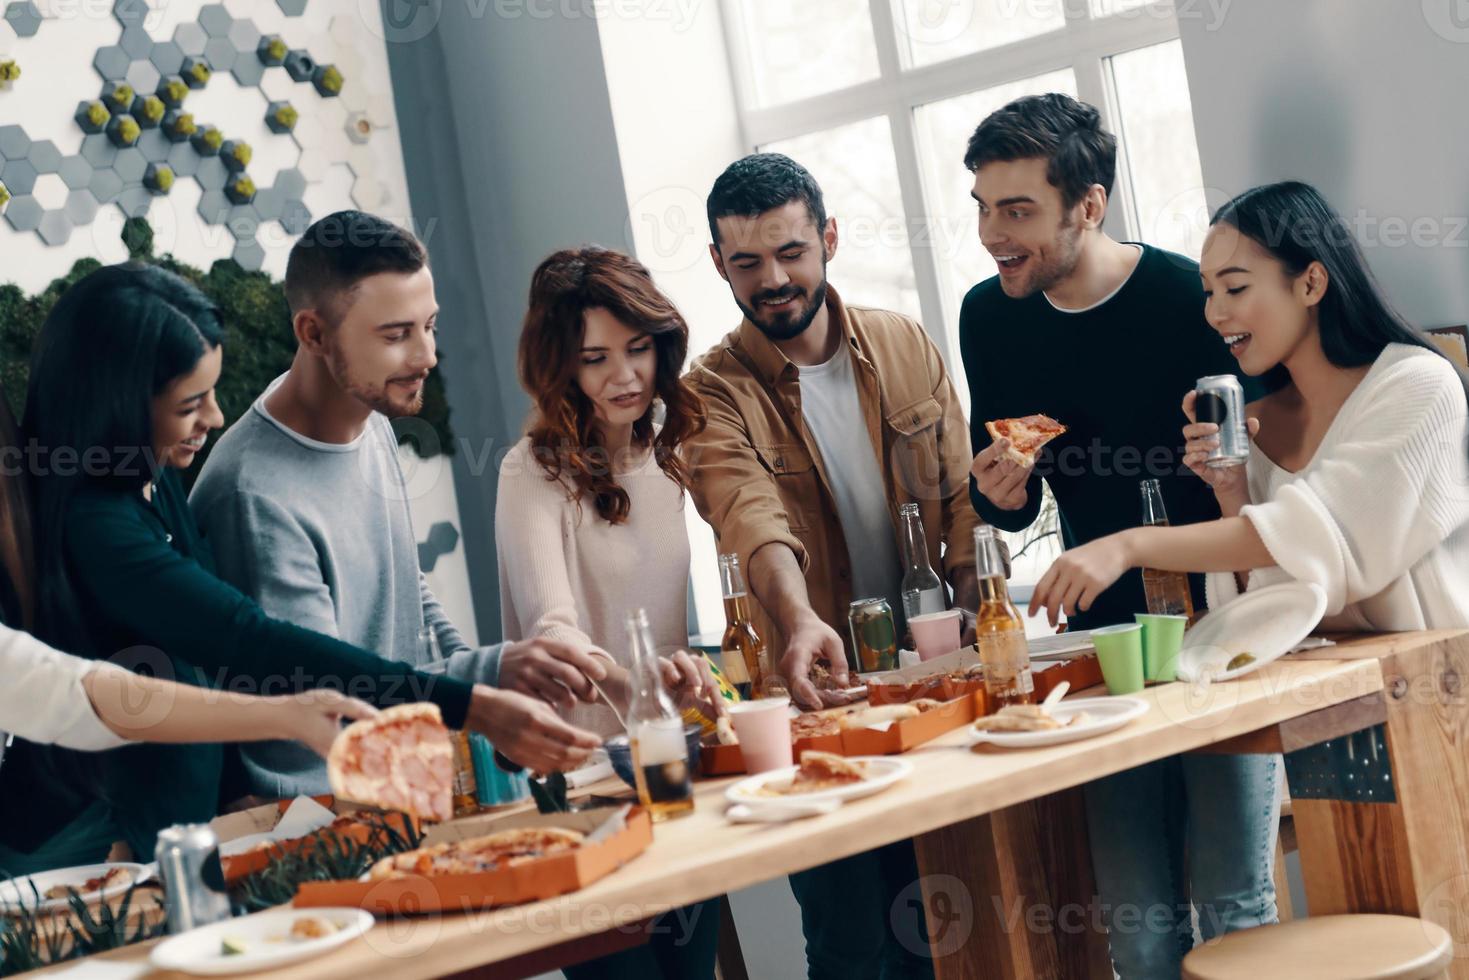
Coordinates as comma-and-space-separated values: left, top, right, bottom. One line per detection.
912, 788, 1112, 980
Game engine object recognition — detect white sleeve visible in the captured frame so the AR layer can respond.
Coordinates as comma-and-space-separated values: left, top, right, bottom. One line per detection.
1239, 355, 1469, 616
0, 624, 129, 751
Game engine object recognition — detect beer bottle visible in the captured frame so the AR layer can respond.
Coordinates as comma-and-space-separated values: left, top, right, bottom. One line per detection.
626, 608, 695, 822
450, 730, 479, 817
718, 553, 770, 696
898, 503, 946, 624
973, 526, 1035, 709
1139, 479, 1198, 625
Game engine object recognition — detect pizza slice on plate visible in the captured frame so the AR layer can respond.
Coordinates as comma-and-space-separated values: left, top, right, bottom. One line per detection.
327, 703, 455, 822
985, 414, 1067, 467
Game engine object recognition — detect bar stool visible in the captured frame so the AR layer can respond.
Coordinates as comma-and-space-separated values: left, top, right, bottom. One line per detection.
1182, 915, 1454, 980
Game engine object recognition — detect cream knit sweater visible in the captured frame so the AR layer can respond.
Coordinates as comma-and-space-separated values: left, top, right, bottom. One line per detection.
1206, 344, 1469, 630
495, 437, 691, 736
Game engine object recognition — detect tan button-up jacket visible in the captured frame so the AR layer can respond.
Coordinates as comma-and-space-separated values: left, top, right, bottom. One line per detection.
684, 286, 979, 663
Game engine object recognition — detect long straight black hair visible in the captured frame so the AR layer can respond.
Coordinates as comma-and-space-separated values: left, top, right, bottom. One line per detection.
23, 262, 223, 655
1210, 181, 1469, 411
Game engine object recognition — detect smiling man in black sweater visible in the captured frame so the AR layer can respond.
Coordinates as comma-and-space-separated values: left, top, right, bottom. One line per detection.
958, 93, 1277, 979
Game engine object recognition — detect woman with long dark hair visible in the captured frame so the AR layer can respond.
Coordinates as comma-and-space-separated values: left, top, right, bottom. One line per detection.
496, 246, 721, 980
3, 263, 597, 871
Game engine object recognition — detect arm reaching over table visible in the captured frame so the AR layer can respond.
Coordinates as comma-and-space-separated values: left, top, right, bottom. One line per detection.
748, 542, 853, 709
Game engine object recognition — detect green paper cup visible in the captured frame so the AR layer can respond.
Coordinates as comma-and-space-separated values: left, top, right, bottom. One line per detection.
1135, 613, 1188, 682
1091, 623, 1145, 695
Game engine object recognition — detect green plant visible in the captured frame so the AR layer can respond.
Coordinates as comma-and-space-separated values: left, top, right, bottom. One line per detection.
230, 813, 423, 913
0, 61, 19, 83
0, 877, 166, 976
0, 221, 454, 467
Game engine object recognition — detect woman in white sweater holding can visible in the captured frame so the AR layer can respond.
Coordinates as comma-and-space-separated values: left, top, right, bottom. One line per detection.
1030, 179, 1469, 631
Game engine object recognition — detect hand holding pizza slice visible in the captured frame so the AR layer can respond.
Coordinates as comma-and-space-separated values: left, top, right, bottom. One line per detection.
984, 414, 1067, 467
328, 703, 455, 823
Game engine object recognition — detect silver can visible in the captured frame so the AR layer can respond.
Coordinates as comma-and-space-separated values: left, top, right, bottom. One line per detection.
156, 824, 232, 933
1194, 375, 1249, 468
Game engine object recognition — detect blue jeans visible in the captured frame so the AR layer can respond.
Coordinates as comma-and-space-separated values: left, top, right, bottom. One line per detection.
787, 841, 935, 980
1084, 753, 1281, 979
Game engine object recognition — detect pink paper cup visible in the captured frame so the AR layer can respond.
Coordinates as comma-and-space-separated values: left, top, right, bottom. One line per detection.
726, 697, 793, 773
910, 609, 963, 662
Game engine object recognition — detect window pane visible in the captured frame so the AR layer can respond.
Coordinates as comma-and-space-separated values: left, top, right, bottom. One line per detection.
1110, 39, 1209, 258
737, 0, 881, 107
762, 116, 920, 320
912, 69, 1076, 402
894, 0, 1065, 69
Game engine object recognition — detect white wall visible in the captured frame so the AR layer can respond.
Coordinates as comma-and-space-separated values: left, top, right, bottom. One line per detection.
1177, 0, 1469, 329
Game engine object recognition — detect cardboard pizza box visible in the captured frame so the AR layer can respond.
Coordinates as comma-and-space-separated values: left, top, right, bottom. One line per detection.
291, 806, 653, 916
837, 695, 976, 754
212, 795, 418, 882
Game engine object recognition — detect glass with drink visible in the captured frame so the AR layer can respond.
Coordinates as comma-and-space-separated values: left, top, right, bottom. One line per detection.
1139, 479, 1198, 625
973, 526, 1034, 709
626, 608, 695, 822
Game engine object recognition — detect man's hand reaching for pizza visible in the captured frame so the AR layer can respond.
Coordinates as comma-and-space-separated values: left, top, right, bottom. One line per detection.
971, 438, 1034, 511
466, 685, 602, 773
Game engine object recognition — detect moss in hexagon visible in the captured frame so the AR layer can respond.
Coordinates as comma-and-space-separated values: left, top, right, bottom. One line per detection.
0, 61, 19, 84
144, 163, 175, 194
101, 80, 135, 113
311, 64, 343, 97
0, 181, 9, 210
106, 113, 141, 147
265, 101, 297, 135
191, 124, 223, 155
132, 94, 166, 128
75, 99, 111, 134
221, 139, 252, 172
182, 57, 211, 89
163, 109, 196, 142
225, 174, 256, 205
157, 74, 189, 108
257, 35, 288, 66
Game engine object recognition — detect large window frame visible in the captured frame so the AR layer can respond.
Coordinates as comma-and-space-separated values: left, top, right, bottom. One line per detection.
716, 0, 1185, 376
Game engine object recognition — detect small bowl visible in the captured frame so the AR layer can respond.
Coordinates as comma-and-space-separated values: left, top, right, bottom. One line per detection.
603, 723, 703, 789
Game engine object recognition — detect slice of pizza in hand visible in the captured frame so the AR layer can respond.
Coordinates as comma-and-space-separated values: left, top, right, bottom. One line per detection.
985, 414, 1067, 467
328, 703, 455, 822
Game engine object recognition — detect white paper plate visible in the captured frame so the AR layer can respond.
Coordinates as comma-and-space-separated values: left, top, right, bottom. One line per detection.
969, 696, 1149, 748
725, 757, 912, 807
149, 907, 373, 976
0, 862, 151, 915
1175, 581, 1328, 684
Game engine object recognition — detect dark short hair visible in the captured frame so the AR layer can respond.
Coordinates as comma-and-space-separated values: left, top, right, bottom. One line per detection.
706, 153, 827, 247
284, 210, 427, 322
963, 93, 1116, 208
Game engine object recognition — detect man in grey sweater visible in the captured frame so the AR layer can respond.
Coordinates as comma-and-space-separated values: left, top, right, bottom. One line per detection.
192, 211, 611, 800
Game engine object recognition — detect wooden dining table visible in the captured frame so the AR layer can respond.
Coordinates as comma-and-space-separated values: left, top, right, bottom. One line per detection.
26, 629, 1469, 979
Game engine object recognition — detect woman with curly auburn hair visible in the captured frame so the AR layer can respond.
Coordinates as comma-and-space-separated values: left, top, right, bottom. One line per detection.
495, 246, 722, 979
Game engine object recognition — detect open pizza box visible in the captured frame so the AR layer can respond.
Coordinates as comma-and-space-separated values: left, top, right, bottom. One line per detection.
866, 646, 1105, 716
291, 805, 653, 916
211, 795, 418, 882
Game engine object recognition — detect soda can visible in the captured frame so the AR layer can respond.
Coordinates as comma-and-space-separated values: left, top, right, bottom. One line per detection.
847, 598, 898, 673
155, 824, 232, 934
1194, 375, 1250, 468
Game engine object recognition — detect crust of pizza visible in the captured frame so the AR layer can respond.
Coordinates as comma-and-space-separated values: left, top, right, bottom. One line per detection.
985, 415, 1067, 466
327, 703, 454, 822
972, 704, 1072, 733
366, 826, 586, 880
789, 709, 848, 740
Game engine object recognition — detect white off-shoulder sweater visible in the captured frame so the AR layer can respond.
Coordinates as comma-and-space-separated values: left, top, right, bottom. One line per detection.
1206, 344, 1469, 630
495, 437, 691, 737
1, 626, 128, 751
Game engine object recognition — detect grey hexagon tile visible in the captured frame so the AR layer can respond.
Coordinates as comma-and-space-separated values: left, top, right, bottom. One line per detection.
36, 209, 72, 245
4, 193, 40, 231
197, 187, 229, 223
58, 155, 91, 190
226, 204, 259, 238
198, 4, 231, 36
283, 49, 314, 82
119, 25, 151, 59
26, 139, 60, 174
125, 59, 161, 94
0, 123, 30, 159
112, 0, 150, 28
273, 167, 305, 200
251, 185, 282, 221
93, 45, 129, 80
227, 18, 258, 51
88, 167, 122, 203
64, 188, 100, 225
165, 141, 199, 177
136, 127, 170, 163
230, 53, 263, 85
3, 2, 40, 39
1, 158, 35, 195
80, 133, 118, 168
115, 185, 152, 218
279, 198, 310, 235
112, 146, 146, 183
233, 237, 265, 271
195, 156, 227, 190
149, 39, 183, 74
173, 22, 206, 56
275, 0, 306, 15
203, 37, 234, 72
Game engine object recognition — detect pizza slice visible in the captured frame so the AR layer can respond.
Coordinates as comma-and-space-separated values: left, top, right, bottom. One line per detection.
366, 827, 586, 880
985, 414, 1067, 467
327, 703, 455, 823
